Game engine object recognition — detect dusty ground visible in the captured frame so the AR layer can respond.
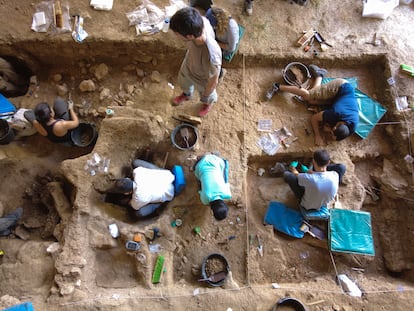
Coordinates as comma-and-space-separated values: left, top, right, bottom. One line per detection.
1, 0, 414, 310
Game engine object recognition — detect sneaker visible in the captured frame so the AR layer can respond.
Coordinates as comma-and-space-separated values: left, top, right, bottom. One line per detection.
265, 82, 280, 100
308, 64, 328, 78
218, 68, 227, 85
245, 0, 253, 16
198, 104, 212, 117
172, 93, 191, 106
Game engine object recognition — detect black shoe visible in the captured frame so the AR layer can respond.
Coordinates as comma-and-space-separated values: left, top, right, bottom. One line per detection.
308, 64, 328, 78
265, 83, 280, 100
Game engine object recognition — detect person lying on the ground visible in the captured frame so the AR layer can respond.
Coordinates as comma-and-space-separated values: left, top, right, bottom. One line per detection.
194, 153, 231, 220
31, 98, 79, 143
107, 159, 175, 219
170, 7, 222, 117
0, 207, 23, 236
205, 7, 240, 60
283, 149, 345, 211
270, 64, 359, 146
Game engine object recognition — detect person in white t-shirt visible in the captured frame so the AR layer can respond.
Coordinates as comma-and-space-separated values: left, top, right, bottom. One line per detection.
108, 159, 175, 219
283, 149, 345, 210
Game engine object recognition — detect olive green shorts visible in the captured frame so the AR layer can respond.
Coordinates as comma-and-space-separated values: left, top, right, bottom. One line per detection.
308, 78, 347, 101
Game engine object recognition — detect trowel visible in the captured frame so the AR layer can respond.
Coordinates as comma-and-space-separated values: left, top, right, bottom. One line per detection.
180, 126, 190, 148
198, 271, 227, 283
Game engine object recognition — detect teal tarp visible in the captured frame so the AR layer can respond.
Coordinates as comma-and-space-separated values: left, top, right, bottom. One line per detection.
329, 209, 375, 256
321, 77, 387, 139
223, 25, 245, 63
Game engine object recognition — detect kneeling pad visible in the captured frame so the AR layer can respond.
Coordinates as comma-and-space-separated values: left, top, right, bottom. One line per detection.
264, 201, 304, 238
300, 205, 330, 220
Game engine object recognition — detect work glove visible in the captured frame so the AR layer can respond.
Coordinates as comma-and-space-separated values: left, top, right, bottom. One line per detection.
67, 100, 74, 110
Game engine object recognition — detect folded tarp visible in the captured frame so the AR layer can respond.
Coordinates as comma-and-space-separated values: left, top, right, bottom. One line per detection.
329, 209, 375, 256
264, 201, 305, 238
300, 205, 330, 221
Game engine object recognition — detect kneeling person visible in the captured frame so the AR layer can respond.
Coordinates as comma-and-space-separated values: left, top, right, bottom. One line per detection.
283, 149, 345, 211
110, 159, 175, 219
194, 153, 231, 220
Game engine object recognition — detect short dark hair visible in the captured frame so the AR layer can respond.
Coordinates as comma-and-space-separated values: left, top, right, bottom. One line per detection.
34, 102, 51, 123
112, 178, 134, 194
170, 7, 204, 38
313, 149, 330, 167
210, 199, 228, 220
334, 124, 350, 141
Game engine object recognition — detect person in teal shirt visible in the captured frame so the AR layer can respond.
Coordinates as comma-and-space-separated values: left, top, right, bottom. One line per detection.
194, 153, 231, 220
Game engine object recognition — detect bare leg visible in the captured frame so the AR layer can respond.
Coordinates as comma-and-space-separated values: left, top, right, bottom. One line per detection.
279, 76, 323, 103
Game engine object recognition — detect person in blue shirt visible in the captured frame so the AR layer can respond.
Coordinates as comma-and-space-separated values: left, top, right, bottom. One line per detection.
194, 153, 231, 220
268, 64, 359, 146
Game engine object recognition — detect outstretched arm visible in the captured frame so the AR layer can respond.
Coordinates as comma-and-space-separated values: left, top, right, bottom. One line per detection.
32, 120, 48, 136
311, 111, 324, 146
53, 104, 79, 136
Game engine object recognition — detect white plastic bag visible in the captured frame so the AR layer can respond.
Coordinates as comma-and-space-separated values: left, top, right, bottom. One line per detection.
362, 0, 399, 19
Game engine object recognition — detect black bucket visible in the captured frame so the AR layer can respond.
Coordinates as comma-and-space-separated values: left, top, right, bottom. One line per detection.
0, 119, 15, 145
201, 253, 230, 287
70, 123, 98, 147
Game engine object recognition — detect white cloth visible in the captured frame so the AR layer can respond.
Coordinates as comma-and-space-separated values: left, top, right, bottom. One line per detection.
130, 167, 175, 210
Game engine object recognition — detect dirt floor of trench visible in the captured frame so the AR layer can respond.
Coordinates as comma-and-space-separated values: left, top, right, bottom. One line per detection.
1, 1, 414, 310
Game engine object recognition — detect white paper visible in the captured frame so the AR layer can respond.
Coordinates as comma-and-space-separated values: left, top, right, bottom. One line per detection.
362, 0, 399, 19
90, 0, 114, 11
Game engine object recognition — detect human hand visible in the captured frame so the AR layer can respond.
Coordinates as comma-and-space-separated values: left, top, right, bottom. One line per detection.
67, 100, 74, 110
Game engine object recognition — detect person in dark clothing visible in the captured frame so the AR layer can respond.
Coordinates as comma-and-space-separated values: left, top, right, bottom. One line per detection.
189, 0, 213, 12
32, 98, 79, 143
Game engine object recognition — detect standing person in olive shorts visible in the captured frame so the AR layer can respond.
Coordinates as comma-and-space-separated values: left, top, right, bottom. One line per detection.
170, 7, 222, 117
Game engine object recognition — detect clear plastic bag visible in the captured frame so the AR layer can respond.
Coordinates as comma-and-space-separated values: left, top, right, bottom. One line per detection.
126, 0, 165, 35
31, 1, 53, 32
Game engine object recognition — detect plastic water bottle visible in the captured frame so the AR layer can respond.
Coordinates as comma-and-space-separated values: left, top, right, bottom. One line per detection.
162, 18, 170, 33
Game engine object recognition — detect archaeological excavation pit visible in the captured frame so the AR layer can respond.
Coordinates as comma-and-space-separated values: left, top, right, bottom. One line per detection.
1, 36, 414, 311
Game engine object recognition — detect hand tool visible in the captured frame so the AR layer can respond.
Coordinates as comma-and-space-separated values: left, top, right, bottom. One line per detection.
257, 235, 263, 256
198, 271, 227, 283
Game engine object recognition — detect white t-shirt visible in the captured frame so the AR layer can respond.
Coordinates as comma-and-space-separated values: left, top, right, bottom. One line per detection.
298, 171, 339, 210
130, 167, 175, 210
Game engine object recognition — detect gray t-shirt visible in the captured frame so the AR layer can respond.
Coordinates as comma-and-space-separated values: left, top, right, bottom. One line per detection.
184, 17, 222, 86
216, 18, 239, 54
298, 171, 339, 210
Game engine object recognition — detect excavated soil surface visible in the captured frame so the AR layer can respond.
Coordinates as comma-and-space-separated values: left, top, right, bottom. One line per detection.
1, 0, 414, 310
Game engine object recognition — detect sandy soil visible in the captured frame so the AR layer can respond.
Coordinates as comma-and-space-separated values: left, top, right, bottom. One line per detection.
1, 0, 414, 310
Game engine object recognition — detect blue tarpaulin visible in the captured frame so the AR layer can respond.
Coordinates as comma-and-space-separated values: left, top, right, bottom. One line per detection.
0, 93, 16, 118
264, 201, 305, 238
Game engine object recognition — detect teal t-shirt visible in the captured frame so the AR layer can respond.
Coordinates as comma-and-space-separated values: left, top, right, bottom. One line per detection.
194, 154, 232, 205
